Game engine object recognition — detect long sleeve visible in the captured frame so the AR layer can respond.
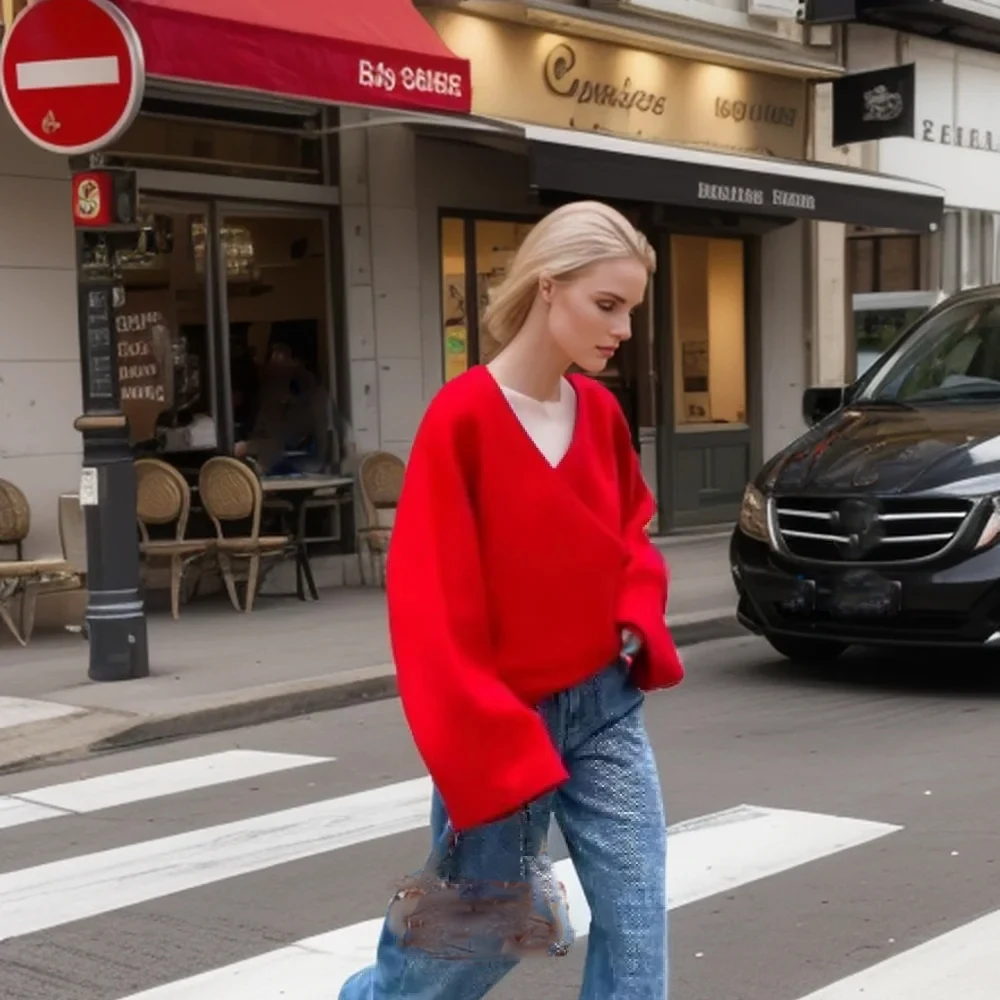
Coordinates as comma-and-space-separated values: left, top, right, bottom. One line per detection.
386, 406, 569, 832
612, 414, 685, 692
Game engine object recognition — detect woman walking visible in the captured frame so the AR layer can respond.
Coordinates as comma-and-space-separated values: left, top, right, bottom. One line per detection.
339, 200, 684, 1000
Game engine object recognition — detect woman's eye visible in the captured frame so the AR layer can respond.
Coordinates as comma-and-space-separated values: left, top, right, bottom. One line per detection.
597, 301, 615, 312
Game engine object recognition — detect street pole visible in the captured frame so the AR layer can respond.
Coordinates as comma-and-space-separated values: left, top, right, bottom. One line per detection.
75, 230, 149, 681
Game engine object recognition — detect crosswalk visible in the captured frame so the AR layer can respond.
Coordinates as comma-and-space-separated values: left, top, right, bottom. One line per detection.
0, 745, 990, 998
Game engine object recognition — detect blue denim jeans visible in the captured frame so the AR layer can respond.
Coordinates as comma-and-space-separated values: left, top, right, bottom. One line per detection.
339, 661, 668, 999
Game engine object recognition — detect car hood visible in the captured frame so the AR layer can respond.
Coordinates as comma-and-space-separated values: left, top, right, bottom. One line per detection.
763, 404, 1000, 494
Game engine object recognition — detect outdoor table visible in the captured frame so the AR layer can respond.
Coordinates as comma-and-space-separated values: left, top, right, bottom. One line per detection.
260, 474, 354, 600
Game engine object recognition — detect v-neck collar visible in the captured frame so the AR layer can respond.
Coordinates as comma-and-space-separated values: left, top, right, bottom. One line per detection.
480, 365, 584, 472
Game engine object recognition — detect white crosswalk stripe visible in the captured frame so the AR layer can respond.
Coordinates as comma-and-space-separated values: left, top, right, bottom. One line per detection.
0, 750, 332, 831
116, 804, 901, 999
0, 775, 432, 941
794, 908, 1000, 1000
4, 743, 986, 1000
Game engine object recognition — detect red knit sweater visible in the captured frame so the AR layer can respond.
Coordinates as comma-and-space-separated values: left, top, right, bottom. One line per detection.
386, 365, 684, 831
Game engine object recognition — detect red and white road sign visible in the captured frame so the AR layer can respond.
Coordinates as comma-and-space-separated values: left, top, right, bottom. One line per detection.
0, 0, 145, 155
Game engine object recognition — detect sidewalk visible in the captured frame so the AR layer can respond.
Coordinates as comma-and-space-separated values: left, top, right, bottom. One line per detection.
0, 531, 741, 773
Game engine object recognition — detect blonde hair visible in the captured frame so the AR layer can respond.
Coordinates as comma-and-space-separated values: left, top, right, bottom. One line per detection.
481, 200, 656, 347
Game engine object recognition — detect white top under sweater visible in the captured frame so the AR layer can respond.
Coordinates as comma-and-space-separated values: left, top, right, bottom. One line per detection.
494, 375, 577, 468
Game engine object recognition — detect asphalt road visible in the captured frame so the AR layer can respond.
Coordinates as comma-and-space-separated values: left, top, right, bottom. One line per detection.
2, 633, 1000, 999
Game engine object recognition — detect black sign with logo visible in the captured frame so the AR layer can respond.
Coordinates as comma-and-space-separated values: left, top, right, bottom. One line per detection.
832, 64, 915, 147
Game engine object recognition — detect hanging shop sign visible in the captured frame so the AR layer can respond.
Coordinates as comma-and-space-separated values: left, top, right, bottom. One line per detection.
832, 64, 916, 146
422, 9, 808, 160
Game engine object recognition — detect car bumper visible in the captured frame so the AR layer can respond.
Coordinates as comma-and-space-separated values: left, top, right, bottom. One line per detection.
730, 527, 1000, 649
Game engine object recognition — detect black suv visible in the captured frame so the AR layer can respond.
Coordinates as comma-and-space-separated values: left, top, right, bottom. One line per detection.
732, 284, 1000, 660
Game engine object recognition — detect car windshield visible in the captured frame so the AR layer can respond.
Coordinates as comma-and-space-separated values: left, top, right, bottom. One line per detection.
857, 298, 1000, 405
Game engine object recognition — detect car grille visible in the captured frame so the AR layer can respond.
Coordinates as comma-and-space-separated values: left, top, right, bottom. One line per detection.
774, 496, 974, 563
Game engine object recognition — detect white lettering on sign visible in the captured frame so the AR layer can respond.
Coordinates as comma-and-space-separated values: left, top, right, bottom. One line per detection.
115, 311, 160, 336
358, 59, 463, 99
118, 362, 158, 381
772, 188, 816, 211
921, 119, 1000, 154
697, 181, 765, 206
120, 383, 166, 403
696, 181, 816, 213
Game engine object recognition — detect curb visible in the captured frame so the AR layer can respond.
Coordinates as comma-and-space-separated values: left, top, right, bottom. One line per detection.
93, 616, 745, 752
1, 615, 745, 775
91, 663, 401, 752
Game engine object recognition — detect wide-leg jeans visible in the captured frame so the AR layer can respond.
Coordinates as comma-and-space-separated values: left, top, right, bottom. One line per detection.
339, 660, 668, 1000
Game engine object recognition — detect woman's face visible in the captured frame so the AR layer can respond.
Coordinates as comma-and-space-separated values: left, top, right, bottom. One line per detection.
541, 257, 648, 374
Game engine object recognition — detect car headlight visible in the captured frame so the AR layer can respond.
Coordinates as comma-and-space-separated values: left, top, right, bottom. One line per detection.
975, 497, 1000, 550
738, 483, 769, 543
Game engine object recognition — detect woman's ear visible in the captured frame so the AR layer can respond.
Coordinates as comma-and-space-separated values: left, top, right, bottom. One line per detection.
538, 272, 556, 303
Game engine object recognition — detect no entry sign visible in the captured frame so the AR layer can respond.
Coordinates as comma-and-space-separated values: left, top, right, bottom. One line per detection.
0, 0, 145, 155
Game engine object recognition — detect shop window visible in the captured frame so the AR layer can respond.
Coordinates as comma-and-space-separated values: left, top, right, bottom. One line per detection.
879, 236, 921, 291
848, 235, 920, 294
220, 212, 336, 472
439, 216, 535, 379
850, 231, 932, 378
475, 220, 535, 364
849, 238, 876, 294
107, 201, 344, 475
670, 236, 747, 430
103, 100, 324, 184
441, 218, 469, 382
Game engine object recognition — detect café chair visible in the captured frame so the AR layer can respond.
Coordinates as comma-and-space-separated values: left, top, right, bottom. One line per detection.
0, 479, 78, 645
135, 458, 214, 620
198, 456, 291, 612
356, 450, 404, 588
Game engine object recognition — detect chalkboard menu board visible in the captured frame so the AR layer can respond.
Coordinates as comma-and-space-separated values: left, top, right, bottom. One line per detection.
81, 284, 116, 404
115, 289, 175, 444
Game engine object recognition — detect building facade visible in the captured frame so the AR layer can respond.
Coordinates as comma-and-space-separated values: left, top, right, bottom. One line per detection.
0, 0, 947, 617
343, 3, 943, 532
0, 107, 79, 561
844, 28, 1000, 374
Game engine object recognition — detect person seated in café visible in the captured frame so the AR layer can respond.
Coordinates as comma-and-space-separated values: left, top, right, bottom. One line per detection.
234, 341, 333, 475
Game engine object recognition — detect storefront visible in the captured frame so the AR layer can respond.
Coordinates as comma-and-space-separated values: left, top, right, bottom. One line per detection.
846, 26, 1000, 375
358, 8, 943, 531
0, 0, 472, 630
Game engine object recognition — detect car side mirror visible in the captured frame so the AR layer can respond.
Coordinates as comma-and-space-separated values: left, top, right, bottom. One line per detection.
802, 385, 845, 426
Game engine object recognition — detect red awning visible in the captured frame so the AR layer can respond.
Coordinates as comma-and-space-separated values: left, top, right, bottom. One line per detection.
112, 0, 472, 115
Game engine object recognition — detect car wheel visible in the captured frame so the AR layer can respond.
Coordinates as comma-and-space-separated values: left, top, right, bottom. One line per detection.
766, 635, 848, 662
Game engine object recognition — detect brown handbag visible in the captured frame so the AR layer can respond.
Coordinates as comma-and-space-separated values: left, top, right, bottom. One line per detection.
386, 806, 575, 961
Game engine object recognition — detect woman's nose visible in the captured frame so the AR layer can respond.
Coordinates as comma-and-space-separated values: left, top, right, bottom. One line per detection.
612, 319, 633, 342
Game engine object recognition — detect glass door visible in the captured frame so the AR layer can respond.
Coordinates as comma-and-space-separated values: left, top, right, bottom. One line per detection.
216, 205, 338, 473
658, 234, 751, 530
114, 196, 219, 457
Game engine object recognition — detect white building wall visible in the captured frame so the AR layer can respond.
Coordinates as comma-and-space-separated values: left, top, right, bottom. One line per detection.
337, 113, 426, 464
0, 111, 79, 559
